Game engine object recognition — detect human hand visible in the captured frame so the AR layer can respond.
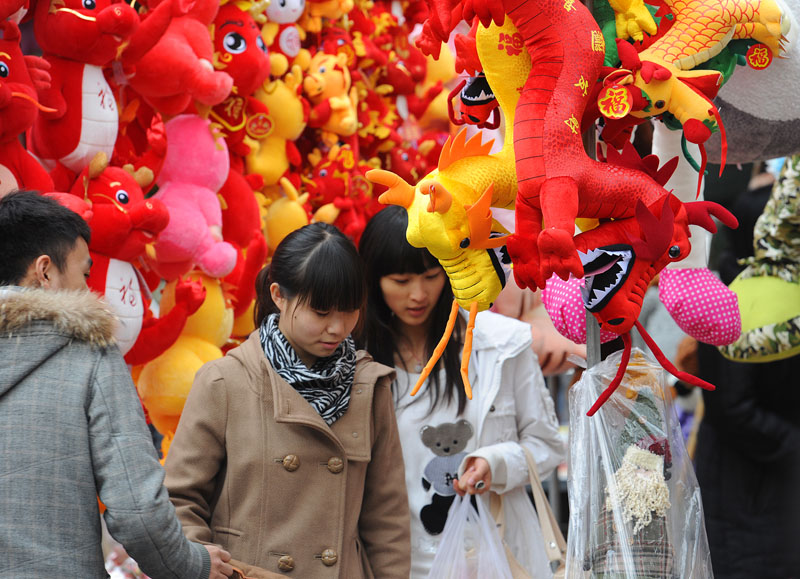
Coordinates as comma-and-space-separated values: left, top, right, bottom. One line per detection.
454, 457, 491, 496
205, 545, 234, 578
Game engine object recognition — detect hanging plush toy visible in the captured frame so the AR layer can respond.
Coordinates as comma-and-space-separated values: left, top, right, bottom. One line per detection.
244, 64, 309, 190
150, 114, 237, 279
367, 16, 526, 397
137, 271, 233, 457
217, 168, 269, 329
303, 50, 359, 145
262, 0, 310, 76
209, 0, 271, 169
706, 0, 799, 163
0, 21, 54, 198
304, 144, 382, 243
29, 0, 139, 189
125, 0, 234, 116
298, 0, 353, 33
264, 177, 311, 250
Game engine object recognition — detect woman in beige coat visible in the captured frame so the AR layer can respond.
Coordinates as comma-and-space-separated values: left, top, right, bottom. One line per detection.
164, 223, 411, 579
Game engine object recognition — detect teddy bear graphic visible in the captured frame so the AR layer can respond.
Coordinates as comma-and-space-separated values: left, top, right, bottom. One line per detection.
419, 418, 474, 535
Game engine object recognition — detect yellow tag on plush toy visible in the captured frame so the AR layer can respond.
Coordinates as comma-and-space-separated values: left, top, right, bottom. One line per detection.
598, 85, 633, 119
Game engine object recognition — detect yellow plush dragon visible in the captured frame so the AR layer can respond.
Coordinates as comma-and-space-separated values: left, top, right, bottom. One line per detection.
366, 17, 529, 397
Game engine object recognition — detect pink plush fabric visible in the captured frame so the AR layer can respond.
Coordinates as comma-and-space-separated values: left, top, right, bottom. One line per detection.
658, 268, 741, 346
541, 275, 618, 345
152, 114, 237, 279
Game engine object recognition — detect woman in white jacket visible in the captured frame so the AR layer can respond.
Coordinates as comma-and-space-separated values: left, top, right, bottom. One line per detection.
358, 207, 566, 578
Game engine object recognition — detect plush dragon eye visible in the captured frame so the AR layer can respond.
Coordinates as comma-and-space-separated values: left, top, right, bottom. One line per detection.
654, 99, 666, 109
82, 0, 96, 9
223, 32, 247, 55
256, 35, 267, 54
115, 190, 130, 204
668, 245, 681, 259
0, 62, 8, 78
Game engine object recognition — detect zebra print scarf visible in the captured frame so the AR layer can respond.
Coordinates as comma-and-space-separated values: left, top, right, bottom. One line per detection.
259, 313, 356, 425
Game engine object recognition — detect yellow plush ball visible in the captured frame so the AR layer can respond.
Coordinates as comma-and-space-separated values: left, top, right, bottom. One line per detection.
137, 335, 223, 439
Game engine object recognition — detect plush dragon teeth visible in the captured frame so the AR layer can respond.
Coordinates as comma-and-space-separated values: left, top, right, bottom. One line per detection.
577, 247, 633, 311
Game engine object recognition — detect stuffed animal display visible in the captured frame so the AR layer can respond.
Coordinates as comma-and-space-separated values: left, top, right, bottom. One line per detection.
373, 0, 762, 413
6, 0, 457, 454
7, 0, 783, 428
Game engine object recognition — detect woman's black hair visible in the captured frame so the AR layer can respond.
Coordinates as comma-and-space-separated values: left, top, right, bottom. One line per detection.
357, 206, 467, 415
254, 222, 366, 327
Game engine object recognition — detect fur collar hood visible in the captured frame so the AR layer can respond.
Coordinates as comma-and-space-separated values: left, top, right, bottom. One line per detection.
0, 287, 117, 347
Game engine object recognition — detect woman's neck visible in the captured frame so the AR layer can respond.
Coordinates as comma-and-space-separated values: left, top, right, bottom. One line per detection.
394, 318, 431, 371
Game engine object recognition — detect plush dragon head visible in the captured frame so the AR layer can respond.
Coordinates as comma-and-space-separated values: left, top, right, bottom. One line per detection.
576, 193, 738, 335
367, 129, 511, 314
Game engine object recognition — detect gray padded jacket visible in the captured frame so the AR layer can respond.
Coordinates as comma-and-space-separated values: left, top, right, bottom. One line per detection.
0, 288, 210, 578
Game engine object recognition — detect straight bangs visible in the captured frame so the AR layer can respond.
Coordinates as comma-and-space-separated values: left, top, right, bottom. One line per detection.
371, 232, 440, 281
297, 240, 366, 313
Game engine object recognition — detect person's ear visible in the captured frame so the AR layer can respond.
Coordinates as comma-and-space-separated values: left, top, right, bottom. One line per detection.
33, 255, 53, 289
269, 282, 285, 313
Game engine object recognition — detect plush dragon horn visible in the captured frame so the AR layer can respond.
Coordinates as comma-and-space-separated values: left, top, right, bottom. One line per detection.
421, 180, 452, 214
367, 169, 416, 209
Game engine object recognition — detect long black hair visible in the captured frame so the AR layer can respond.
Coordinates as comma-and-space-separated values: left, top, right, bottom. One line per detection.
358, 206, 467, 415
254, 222, 366, 327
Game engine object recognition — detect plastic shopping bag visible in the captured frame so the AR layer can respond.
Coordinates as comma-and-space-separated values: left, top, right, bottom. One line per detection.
428, 494, 514, 579
565, 348, 713, 579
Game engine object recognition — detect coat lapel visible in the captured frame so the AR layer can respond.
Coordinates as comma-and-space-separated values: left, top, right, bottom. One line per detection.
239, 332, 379, 461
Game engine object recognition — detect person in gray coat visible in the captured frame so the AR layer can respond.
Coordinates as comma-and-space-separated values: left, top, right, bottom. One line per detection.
0, 191, 233, 578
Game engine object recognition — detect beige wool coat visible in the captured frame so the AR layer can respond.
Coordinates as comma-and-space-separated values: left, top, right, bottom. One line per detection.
164, 331, 411, 579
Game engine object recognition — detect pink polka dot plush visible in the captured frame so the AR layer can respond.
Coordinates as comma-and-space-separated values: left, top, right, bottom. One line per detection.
659, 268, 741, 346
542, 275, 619, 345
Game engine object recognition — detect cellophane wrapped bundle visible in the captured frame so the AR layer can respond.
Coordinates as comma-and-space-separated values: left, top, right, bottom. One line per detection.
566, 348, 713, 578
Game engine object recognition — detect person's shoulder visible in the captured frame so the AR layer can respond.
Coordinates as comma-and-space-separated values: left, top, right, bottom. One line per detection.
0, 288, 117, 348
355, 350, 396, 389
473, 310, 532, 350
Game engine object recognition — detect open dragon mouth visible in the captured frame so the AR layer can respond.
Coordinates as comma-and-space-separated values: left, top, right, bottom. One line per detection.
462, 73, 495, 106
578, 245, 634, 312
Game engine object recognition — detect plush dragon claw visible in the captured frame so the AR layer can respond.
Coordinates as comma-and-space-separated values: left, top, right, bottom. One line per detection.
608, 0, 657, 41
538, 228, 585, 283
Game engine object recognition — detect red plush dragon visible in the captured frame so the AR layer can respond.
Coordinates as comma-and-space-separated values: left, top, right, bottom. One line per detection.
572, 190, 737, 414
0, 21, 54, 197
418, 0, 689, 294
67, 153, 206, 366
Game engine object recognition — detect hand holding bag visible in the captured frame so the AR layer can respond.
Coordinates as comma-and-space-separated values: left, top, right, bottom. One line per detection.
492, 447, 567, 578
427, 493, 515, 579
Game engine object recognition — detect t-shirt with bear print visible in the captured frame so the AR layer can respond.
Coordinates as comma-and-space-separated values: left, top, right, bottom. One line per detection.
393, 367, 478, 579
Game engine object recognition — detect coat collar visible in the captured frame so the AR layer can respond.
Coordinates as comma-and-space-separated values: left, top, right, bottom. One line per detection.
238, 333, 394, 461
0, 287, 117, 346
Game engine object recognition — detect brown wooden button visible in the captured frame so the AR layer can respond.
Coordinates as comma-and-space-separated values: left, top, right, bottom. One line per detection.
327, 457, 344, 474
278, 554, 294, 571
282, 454, 300, 472
321, 549, 338, 566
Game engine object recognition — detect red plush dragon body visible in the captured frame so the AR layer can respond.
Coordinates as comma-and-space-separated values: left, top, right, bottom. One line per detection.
68, 153, 205, 366
420, 0, 681, 292
0, 21, 54, 197
30, 0, 139, 185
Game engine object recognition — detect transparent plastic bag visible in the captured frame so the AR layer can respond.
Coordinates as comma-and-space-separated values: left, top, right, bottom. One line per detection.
566, 348, 713, 578
428, 494, 514, 579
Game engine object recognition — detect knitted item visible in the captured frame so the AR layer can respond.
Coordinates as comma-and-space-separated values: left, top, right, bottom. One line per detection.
259, 313, 356, 424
